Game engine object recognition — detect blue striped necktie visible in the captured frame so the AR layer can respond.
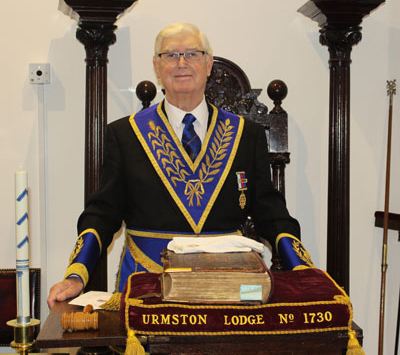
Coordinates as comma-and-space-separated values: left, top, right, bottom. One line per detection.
182, 113, 201, 161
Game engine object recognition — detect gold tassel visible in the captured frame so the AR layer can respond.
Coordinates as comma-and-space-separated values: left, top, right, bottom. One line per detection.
346, 330, 365, 355
99, 292, 121, 310
125, 329, 145, 355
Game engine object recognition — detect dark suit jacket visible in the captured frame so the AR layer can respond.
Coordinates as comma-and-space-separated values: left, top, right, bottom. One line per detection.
77, 103, 300, 254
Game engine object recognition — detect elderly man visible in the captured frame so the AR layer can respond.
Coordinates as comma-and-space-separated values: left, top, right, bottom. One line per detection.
48, 22, 301, 307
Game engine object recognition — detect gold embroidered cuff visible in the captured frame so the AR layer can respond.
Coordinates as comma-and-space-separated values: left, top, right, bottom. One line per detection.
64, 263, 89, 287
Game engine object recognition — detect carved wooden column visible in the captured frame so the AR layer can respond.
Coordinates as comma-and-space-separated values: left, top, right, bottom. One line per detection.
60, 0, 137, 291
299, 0, 384, 293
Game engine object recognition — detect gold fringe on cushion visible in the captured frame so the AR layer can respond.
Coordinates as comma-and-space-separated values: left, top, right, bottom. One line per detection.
324, 272, 365, 355
346, 330, 365, 355
332, 294, 365, 355
99, 292, 122, 310
124, 273, 146, 355
125, 329, 145, 355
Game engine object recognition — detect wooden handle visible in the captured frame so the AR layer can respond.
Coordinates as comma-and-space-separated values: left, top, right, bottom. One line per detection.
83, 304, 94, 313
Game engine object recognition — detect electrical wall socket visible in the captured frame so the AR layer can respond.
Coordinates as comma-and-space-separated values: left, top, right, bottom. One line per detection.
29, 63, 50, 84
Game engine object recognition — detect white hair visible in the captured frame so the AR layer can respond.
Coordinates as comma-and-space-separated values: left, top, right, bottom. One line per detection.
154, 22, 213, 57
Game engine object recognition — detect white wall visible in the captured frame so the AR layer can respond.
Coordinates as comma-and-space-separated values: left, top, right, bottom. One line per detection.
1, 0, 399, 354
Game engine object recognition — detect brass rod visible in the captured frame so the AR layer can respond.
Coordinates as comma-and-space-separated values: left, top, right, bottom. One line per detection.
378, 79, 396, 355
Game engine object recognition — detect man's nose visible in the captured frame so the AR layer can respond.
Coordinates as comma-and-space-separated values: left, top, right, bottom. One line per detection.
177, 55, 188, 66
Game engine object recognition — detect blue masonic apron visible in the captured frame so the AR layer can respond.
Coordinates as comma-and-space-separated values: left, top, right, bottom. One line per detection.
116, 102, 244, 291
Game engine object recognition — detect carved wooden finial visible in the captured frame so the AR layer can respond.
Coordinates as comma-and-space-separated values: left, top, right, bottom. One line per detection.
267, 80, 288, 114
61, 304, 98, 332
136, 80, 157, 109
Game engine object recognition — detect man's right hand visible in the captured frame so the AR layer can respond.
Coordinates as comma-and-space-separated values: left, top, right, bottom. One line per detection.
47, 277, 84, 308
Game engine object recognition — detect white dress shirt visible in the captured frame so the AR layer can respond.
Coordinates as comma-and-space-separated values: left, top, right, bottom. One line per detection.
164, 97, 209, 143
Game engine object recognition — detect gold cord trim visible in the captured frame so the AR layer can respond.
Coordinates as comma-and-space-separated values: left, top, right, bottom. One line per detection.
125, 273, 134, 331
320, 271, 364, 354
126, 233, 163, 273
125, 274, 146, 355
127, 297, 346, 310
321, 270, 352, 327
131, 326, 349, 337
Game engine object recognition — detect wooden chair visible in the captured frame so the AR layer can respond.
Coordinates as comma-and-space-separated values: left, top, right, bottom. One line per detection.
137, 56, 290, 269
0, 268, 41, 346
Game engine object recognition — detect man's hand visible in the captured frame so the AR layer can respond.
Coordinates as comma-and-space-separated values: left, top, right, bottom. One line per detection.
47, 277, 84, 308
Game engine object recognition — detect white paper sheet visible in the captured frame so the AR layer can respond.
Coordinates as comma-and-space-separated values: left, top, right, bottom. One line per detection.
68, 291, 113, 310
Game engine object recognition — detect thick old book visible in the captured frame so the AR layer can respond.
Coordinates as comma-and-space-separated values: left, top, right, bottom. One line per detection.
160, 250, 273, 304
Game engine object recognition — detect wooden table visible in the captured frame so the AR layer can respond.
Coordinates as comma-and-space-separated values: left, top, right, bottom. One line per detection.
36, 301, 363, 354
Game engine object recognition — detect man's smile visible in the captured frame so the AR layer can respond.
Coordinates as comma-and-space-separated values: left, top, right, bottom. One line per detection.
174, 74, 192, 78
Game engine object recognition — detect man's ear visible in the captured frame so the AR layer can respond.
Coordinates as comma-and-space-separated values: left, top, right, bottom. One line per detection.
207, 55, 214, 77
153, 56, 160, 78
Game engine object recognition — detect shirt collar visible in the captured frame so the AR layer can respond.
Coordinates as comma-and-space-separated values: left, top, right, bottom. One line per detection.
164, 97, 208, 130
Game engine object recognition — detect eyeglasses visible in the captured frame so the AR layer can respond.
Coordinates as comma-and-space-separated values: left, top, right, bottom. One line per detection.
158, 50, 207, 63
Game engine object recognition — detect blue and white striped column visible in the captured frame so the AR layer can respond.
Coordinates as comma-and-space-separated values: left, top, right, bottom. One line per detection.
15, 170, 31, 325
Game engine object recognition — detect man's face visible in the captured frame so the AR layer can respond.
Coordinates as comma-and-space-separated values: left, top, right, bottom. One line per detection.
153, 32, 213, 106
